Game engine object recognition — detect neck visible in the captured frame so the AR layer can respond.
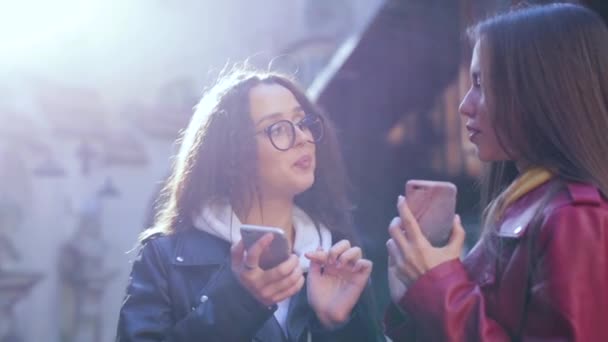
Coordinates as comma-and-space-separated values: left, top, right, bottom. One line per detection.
241, 195, 295, 248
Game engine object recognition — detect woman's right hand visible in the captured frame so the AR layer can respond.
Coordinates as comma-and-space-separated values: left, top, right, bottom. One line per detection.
231, 233, 304, 307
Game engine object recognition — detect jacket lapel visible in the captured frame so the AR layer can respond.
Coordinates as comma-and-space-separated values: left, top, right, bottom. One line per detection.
254, 316, 288, 342
286, 280, 311, 342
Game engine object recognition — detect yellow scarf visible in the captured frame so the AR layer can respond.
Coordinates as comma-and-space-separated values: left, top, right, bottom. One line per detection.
493, 167, 553, 220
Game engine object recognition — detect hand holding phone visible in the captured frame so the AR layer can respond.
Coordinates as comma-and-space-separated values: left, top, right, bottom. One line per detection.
405, 180, 457, 247
232, 225, 303, 306
240, 225, 290, 270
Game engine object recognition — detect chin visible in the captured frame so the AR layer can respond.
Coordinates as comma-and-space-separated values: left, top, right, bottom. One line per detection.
292, 175, 315, 195
477, 148, 510, 162
477, 151, 498, 162
477, 153, 493, 162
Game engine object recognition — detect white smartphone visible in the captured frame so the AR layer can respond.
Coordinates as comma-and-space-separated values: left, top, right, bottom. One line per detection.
405, 180, 457, 247
240, 224, 290, 270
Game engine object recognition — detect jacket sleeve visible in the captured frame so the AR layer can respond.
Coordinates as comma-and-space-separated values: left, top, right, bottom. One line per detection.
384, 259, 511, 342
384, 204, 608, 342
116, 238, 276, 342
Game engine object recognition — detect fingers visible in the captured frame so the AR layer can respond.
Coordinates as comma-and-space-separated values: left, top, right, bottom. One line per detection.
386, 238, 403, 265
327, 240, 351, 265
304, 249, 328, 264
310, 240, 363, 271
265, 254, 300, 282
445, 214, 466, 255
307, 242, 362, 269
236, 252, 303, 306
352, 258, 373, 275
397, 195, 425, 243
386, 237, 414, 286
268, 273, 305, 303
265, 261, 304, 296
308, 254, 323, 276
260, 254, 303, 303
388, 253, 396, 267
231, 240, 245, 268
336, 246, 362, 269
388, 216, 409, 255
243, 233, 274, 270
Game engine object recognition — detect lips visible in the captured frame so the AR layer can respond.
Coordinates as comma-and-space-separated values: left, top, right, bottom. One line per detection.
294, 155, 312, 169
465, 124, 481, 140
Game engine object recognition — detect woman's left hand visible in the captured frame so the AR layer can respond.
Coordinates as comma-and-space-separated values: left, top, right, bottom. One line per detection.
305, 240, 373, 329
386, 196, 466, 287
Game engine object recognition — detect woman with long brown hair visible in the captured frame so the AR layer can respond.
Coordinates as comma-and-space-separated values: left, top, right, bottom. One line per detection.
116, 66, 384, 341
385, 3, 608, 341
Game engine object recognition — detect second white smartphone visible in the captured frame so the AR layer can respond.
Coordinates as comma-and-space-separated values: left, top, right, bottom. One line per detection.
240, 224, 290, 270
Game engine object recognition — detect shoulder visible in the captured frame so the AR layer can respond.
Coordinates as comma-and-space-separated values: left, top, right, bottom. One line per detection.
499, 179, 607, 238
543, 180, 608, 221
548, 180, 607, 209
539, 180, 608, 245
138, 227, 231, 266
142, 226, 229, 246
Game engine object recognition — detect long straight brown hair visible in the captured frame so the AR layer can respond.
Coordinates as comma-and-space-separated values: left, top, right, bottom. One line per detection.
468, 3, 608, 237
141, 65, 355, 242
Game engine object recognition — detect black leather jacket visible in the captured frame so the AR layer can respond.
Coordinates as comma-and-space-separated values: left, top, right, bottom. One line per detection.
116, 227, 384, 341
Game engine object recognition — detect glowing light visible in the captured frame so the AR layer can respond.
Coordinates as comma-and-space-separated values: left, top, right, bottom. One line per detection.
0, 0, 104, 63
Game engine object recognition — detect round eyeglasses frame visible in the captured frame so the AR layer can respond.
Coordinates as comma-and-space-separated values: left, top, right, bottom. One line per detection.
255, 114, 325, 151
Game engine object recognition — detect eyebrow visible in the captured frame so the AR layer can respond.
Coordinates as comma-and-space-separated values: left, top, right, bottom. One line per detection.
254, 106, 304, 126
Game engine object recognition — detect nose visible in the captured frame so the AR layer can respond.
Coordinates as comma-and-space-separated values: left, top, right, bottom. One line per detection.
293, 123, 313, 147
294, 121, 313, 146
459, 89, 475, 119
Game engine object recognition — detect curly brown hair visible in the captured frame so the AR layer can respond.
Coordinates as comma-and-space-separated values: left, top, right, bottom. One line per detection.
141, 65, 355, 242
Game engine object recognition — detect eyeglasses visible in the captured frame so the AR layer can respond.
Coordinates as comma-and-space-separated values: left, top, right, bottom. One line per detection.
256, 114, 325, 151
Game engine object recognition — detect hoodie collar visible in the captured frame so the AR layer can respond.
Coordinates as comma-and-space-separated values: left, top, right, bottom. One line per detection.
192, 202, 332, 271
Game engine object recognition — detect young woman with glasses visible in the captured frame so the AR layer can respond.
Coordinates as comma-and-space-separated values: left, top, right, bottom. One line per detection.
116, 66, 385, 341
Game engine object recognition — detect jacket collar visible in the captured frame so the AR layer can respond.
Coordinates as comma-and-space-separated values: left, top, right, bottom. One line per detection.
497, 179, 602, 238
497, 179, 556, 238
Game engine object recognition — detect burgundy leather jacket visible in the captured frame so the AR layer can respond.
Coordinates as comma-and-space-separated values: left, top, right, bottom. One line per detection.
385, 180, 608, 341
